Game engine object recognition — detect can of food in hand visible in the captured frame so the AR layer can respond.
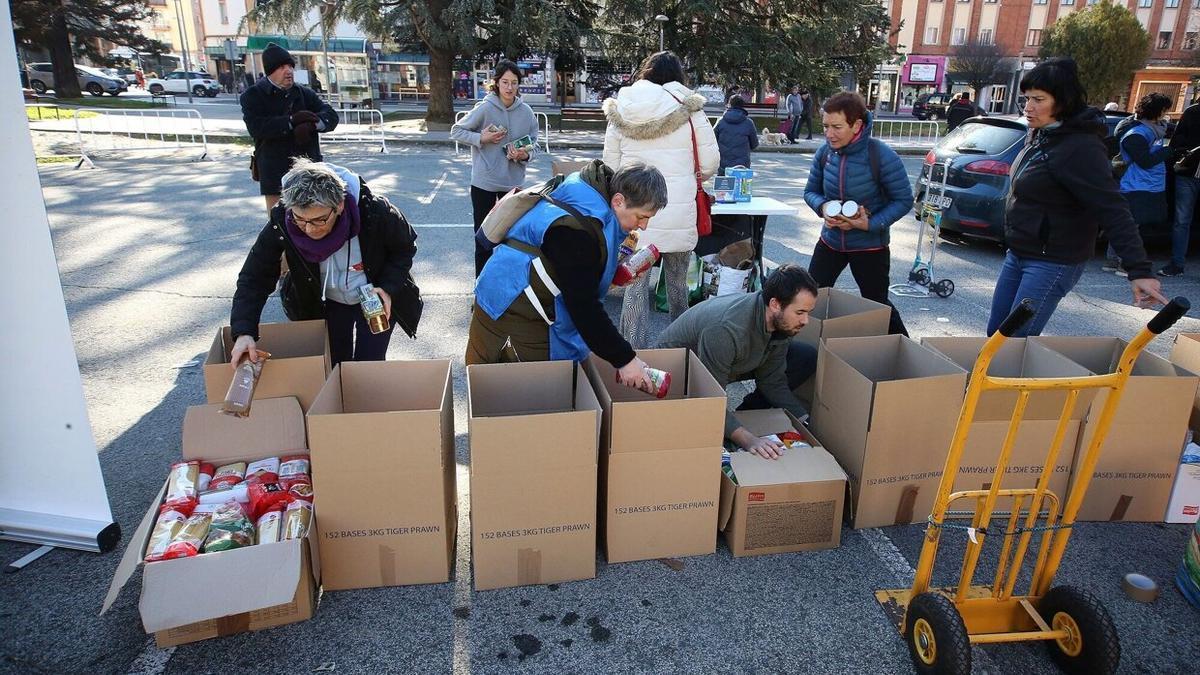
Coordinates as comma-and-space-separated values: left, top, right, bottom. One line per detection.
615, 365, 672, 398
822, 200, 843, 218
840, 200, 859, 218
359, 284, 389, 334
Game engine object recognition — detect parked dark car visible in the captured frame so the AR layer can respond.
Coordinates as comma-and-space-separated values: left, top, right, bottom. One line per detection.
914, 117, 1028, 241
912, 92, 955, 121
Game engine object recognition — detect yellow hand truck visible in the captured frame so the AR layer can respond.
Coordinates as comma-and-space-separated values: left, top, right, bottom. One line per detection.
876, 297, 1190, 674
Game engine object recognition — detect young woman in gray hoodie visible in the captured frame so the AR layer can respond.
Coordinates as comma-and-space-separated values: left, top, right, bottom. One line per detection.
450, 60, 539, 276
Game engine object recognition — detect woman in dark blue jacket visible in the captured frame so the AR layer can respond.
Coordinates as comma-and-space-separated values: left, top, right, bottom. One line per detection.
714, 95, 759, 173
803, 91, 914, 335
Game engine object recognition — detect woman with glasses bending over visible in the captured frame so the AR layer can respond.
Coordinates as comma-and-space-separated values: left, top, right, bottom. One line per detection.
229, 159, 423, 368
988, 57, 1167, 337
450, 60, 540, 276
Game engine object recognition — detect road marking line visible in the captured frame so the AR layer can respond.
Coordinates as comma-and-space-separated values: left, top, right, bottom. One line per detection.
126, 638, 174, 675
418, 171, 448, 205
412, 223, 473, 228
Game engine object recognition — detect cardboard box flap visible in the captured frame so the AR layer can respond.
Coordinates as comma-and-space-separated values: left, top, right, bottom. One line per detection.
217, 320, 329, 362
139, 539, 303, 633
729, 447, 847, 486
718, 475, 736, 531
734, 409, 796, 437
100, 481, 168, 616
340, 360, 450, 414
1171, 334, 1200, 374
181, 397, 307, 462
467, 361, 574, 417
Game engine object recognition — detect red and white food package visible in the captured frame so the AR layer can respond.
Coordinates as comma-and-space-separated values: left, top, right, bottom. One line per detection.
144, 509, 188, 562
209, 462, 246, 491
197, 463, 216, 493
278, 454, 310, 480
199, 482, 249, 506
255, 507, 283, 545
163, 512, 212, 560
280, 476, 314, 503
282, 501, 313, 540
163, 461, 199, 513
248, 481, 290, 520
245, 457, 280, 484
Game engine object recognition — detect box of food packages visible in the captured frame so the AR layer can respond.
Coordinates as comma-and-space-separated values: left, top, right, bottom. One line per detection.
101, 397, 319, 647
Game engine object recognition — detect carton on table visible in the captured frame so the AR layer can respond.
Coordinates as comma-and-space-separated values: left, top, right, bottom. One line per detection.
922, 338, 1095, 511
1034, 336, 1198, 522
102, 397, 319, 648
811, 335, 968, 529
307, 360, 456, 591
203, 320, 331, 411
718, 409, 847, 557
585, 349, 725, 563
467, 360, 601, 591
793, 288, 891, 404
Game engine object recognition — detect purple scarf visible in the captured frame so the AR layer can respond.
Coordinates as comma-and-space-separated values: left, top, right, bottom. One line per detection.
285, 192, 361, 263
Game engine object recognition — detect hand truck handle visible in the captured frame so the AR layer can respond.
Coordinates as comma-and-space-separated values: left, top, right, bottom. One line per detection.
998, 299, 1036, 337
1148, 297, 1191, 335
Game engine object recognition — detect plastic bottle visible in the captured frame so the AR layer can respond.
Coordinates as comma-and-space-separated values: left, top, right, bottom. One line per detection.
612, 244, 660, 286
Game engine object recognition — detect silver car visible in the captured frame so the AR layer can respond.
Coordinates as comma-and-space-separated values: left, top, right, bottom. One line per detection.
26, 62, 129, 96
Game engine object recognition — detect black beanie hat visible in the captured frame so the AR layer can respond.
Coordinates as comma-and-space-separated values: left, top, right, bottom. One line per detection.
263, 43, 296, 76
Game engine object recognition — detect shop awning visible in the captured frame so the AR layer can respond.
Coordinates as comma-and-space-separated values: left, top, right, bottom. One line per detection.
246, 35, 367, 54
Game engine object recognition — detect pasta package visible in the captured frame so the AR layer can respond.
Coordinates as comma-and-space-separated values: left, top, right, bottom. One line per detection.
163, 513, 212, 559
256, 508, 283, 545
144, 509, 188, 563
278, 454, 310, 480
221, 350, 271, 417
163, 461, 200, 512
282, 501, 313, 540
202, 501, 255, 553
281, 476, 314, 503
209, 462, 246, 491
245, 457, 280, 484
197, 463, 216, 493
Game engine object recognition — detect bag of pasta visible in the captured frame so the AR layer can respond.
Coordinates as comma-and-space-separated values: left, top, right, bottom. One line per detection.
201, 501, 256, 553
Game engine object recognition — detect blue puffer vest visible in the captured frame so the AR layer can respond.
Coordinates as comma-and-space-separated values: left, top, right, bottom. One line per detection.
475, 173, 624, 362
803, 114, 915, 252
1118, 122, 1166, 193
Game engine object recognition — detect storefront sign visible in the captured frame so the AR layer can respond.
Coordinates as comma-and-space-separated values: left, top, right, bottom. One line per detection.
909, 63, 938, 83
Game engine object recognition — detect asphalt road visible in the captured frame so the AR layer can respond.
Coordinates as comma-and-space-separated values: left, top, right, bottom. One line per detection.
2, 143, 1199, 674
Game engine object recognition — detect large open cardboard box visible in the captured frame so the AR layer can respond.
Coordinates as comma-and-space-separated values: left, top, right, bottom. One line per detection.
718, 409, 846, 557
1170, 333, 1200, 431
793, 288, 892, 404
585, 349, 725, 563
1034, 337, 1198, 522
467, 360, 601, 591
203, 320, 331, 411
811, 336, 968, 529
101, 397, 319, 647
307, 360, 456, 590
921, 338, 1094, 511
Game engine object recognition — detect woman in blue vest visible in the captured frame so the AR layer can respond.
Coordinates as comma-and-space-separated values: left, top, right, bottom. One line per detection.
466, 161, 669, 393
1103, 92, 1173, 275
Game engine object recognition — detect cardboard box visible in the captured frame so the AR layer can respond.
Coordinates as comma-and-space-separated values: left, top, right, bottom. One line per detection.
794, 288, 891, 404
718, 409, 846, 557
1034, 337, 1198, 522
921, 338, 1095, 511
467, 360, 601, 591
101, 397, 319, 647
811, 336, 968, 529
1170, 333, 1200, 430
307, 360, 456, 590
204, 320, 331, 411
585, 349, 726, 563
1166, 443, 1200, 524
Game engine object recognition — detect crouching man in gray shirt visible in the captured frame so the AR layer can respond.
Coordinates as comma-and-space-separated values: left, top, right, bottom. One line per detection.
655, 264, 819, 459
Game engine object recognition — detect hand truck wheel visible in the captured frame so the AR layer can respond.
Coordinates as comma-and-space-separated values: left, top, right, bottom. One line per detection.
904, 592, 972, 674
1038, 586, 1121, 675
933, 279, 955, 298
913, 268, 931, 286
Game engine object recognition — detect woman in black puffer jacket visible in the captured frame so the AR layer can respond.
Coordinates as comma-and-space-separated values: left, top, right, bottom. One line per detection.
988, 58, 1167, 336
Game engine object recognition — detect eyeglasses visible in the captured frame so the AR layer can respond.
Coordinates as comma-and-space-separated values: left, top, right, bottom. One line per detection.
291, 207, 335, 229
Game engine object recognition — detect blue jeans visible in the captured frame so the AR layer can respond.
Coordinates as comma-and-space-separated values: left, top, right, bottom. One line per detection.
1172, 175, 1200, 268
986, 251, 1086, 337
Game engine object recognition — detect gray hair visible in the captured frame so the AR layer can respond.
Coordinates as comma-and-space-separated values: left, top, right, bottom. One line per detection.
279, 158, 346, 210
611, 163, 668, 211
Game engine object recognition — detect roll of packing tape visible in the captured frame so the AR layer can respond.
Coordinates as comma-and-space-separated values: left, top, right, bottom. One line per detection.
1122, 573, 1159, 602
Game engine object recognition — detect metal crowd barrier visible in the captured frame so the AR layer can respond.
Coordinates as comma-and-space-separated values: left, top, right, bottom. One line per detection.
454, 110, 551, 154
871, 119, 942, 145
322, 108, 388, 153
67, 107, 210, 168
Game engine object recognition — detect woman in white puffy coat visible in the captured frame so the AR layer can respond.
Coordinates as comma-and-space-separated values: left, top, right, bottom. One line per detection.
603, 52, 720, 348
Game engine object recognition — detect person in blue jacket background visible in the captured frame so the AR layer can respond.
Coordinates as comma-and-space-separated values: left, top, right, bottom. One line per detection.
803, 91, 914, 336
1104, 92, 1173, 275
714, 95, 759, 174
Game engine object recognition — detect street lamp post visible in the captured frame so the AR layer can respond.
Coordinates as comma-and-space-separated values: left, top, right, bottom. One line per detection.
655, 15, 668, 52
172, 0, 193, 102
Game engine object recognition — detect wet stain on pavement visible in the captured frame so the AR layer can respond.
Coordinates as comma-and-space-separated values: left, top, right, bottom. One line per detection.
512, 634, 542, 661
641, 599, 652, 607
586, 616, 612, 643
452, 606, 470, 620
518, 599, 532, 607
561, 611, 580, 626
537, 613, 556, 622
560, 639, 574, 648
496, 652, 508, 660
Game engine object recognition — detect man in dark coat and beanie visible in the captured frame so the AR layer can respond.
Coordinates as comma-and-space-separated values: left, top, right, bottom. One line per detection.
240, 42, 339, 213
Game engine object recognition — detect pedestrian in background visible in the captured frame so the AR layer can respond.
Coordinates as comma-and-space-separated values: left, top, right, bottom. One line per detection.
240, 42, 339, 215
450, 59, 539, 277
1162, 98, 1200, 277
804, 91, 914, 336
945, 92, 983, 132
603, 51, 720, 348
230, 159, 422, 368
989, 58, 1167, 337
714, 95, 759, 174
1104, 92, 1173, 276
